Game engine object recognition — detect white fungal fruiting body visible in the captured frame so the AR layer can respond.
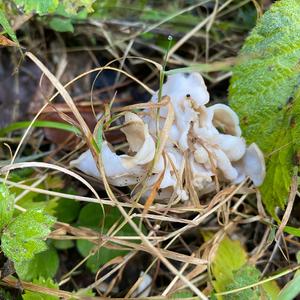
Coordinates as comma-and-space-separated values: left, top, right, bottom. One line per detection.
71, 72, 266, 202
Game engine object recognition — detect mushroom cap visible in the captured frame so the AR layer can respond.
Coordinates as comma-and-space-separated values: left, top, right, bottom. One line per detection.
120, 112, 156, 168
213, 148, 239, 181
232, 143, 266, 186
148, 73, 209, 151
151, 72, 209, 107
70, 143, 145, 187
69, 149, 100, 178
243, 143, 266, 186
208, 103, 242, 137
132, 272, 152, 298
70, 112, 156, 187
214, 134, 246, 162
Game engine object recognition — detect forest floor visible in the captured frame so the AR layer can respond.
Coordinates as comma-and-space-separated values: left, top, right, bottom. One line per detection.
1, 1, 300, 299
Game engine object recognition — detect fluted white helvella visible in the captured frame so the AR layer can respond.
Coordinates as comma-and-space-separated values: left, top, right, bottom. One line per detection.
71, 72, 265, 203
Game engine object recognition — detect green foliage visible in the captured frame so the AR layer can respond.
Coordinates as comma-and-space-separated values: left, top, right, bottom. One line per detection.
22, 277, 59, 300
0, 184, 15, 231
0, 10, 18, 44
48, 17, 74, 32
70, 289, 95, 298
283, 225, 300, 237
211, 235, 247, 293
9, 168, 34, 182
225, 265, 261, 300
76, 203, 142, 273
262, 281, 281, 300
229, 0, 300, 215
277, 251, 300, 300
211, 235, 279, 299
1, 209, 56, 263
171, 290, 193, 298
0, 120, 81, 137
61, 0, 95, 14
12, 0, 95, 15
47, 3, 89, 32
0, 0, 95, 36
0, 288, 13, 300
15, 247, 59, 281
53, 239, 74, 250
53, 198, 80, 223
14, 0, 58, 14
277, 275, 300, 300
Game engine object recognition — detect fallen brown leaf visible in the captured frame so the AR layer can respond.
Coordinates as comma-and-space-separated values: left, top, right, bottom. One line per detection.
0, 35, 17, 47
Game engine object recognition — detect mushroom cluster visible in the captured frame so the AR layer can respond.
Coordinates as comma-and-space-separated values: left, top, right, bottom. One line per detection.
71, 72, 265, 203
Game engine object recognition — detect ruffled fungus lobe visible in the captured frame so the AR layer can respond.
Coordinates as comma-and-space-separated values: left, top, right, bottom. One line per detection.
71, 72, 265, 203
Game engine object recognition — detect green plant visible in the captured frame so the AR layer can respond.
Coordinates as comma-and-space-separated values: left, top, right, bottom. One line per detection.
229, 0, 300, 215
76, 203, 146, 273
209, 234, 279, 299
0, 183, 56, 277
0, 0, 95, 37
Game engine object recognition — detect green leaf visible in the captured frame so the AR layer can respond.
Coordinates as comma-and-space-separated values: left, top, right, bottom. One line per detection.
0, 184, 15, 231
15, 247, 59, 281
224, 265, 261, 300
262, 280, 281, 300
22, 277, 59, 300
48, 17, 74, 32
211, 235, 247, 293
0, 10, 18, 44
13, 0, 59, 15
0, 120, 81, 137
283, 225, 300, 237
1, 209, 56, 263
70, 289, 95, 299
210, 235, 279, 300
96, 124, 103, 150
277, 273, 300, 300
171, 290, 193, 298
229, 0, 300, 215
54, 199, 80, 223
76, 203, 141, 273
53, 239, 74, 250
0, 288, 13, 300
61, 0, 95, 14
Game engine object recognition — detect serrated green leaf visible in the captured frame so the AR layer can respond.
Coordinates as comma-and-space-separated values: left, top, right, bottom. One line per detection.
76, 203, 143, 273
0, 11, 18, 44
229, 0, 300, 215
224, 265, 261, 300
0, 184, 15, 231
211, 235, 279, 300
15, 247, 59, 281
1, 209, 56, 263
13, 0, 59, 15
22, 277, 59, 300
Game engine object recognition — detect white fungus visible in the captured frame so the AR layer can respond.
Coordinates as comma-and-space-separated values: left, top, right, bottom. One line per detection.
71, 72, 266, 203
132, 272, 152, 297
